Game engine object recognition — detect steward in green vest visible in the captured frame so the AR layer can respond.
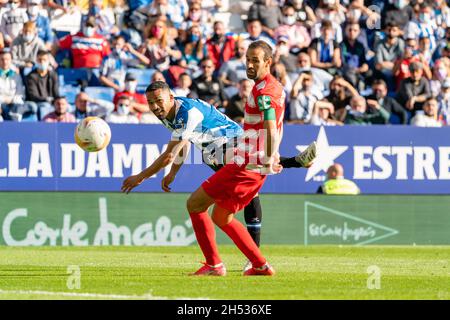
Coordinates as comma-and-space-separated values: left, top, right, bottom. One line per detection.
318, 163, 360, 195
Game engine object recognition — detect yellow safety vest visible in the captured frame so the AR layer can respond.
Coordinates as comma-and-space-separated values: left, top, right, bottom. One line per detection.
322, 178, 360, 195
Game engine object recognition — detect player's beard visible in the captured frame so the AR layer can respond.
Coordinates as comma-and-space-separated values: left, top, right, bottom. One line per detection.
246, 69, 257, 80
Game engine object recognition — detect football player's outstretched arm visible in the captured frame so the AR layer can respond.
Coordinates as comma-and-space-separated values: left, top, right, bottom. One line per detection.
121, 139, 189, 194
161, 146, 190, 192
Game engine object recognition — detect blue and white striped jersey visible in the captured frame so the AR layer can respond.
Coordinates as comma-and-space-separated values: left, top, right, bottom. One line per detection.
161, 97, 243, 151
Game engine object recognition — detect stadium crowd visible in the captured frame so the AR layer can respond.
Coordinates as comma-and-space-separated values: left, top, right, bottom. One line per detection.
0, 0, 450, 127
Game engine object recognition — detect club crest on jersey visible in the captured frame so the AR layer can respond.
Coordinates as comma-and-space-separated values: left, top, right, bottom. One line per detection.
257, 95, 271, 111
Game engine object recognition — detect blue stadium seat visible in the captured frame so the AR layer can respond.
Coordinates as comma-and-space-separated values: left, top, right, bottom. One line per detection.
57, 68, 101, 86
59, 84, 80, 106
127, 68, 156, 92
84, 86, 116, 102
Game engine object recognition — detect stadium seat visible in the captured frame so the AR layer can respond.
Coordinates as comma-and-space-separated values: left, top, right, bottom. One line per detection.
84, 86, 116, 102
59, 84, 81, 106
127, 68, 156, 92
57, 68, 101, 86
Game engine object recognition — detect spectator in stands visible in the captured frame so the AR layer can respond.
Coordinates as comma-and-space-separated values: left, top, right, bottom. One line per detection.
142, 0, 188, 30
317, 163, 360, 195
191, 57, 227, 108
140, 18, 181, 72
382, 0, 414, 29
25, 49, 59, 120
289, 0, 316, 29
404, 3, 438, 53
85, 0, 118, 39
325, 76, 358, 122
288, 71, 322, 124
240, 19, 275, 50
100, 35, 150, 91
172, 73, 193, 97
310, 100, 343, 126
106, 95, 139, 124
367, 79, 408, 125
438, 78, 450, 125
247, 0, 282, 39
55, 16, 111, 69
308, 20, 342, 76
271, 62, 292, 97
225, 78, 252, 125
274, 4, 311, 54
179, 0, 212, 35
344, 95, 390, 125
312, 1, 345, 43
393, 36, 431, 89
179, 23, 207, 73
418, 35, 433, 65
74, 91, 114, 120
429, 58, 450, 98
410, 97, 442, 127
0, 0, 28, 47
340, 20, 370, 91
11, 21, 45, 71
374, 21, 405, 90
218, 40, 247, 98
206, 21, 236, 71
396, 61, 432, 113
43, 96, 76, 122
290, 52, 333, 93
0, 49, 32, 121
112, 72, 149, 114
26, 0, 54, 50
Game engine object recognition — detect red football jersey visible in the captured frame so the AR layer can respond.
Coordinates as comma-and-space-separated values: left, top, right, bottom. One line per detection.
59, 32, 111, 69
239, 73, 285, 167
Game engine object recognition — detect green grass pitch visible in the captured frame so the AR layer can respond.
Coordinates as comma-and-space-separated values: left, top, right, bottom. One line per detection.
0, 245, 448, 300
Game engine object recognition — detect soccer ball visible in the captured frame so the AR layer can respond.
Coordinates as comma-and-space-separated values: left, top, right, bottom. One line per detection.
74, 117, 111, 152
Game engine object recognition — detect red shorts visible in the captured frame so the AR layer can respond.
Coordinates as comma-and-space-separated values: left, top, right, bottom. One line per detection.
202, 163, 267, 213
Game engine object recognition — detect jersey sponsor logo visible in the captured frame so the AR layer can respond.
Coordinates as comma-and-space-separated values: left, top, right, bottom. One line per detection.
256, 80, 266, 91
257, 95, 271, 111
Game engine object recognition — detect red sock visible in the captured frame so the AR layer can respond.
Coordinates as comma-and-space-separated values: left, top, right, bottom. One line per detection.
189, 211, 222, 266
220, 218, 266, 268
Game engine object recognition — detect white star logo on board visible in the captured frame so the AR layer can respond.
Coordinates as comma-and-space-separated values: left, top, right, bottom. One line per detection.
296, 126, 348, 182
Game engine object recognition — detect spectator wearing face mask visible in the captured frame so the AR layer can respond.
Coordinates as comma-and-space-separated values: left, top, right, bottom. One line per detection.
288, 0, 316, 29
275, 4, 311, 54
410, 97, 442, 127
429, 58, 450, 98
140, 18, 181, 72
206, 21, 236, 71
404, 3, 438, 53
11, 21, 45, 71
43, 96, 76, 123
0, 0, 29, 47
100, 35, 150, 91
24, 49, 59, 120
178, 23, 207, 72
142, 0, 188, 30
26, 0, 53, 51
344, 95, 390, 125
311, 0, 345, 43
179, 1, 212, 35
247, 0, 283, 39
113, 72, 149, 114
106, 95, 139, 124
83, 0, 118, 40
366, 79, 407, 125
53, 16, 111, 69
0, 49, 31, 121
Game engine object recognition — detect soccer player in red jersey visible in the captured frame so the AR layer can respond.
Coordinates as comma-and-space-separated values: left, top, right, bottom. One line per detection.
185, 40, 285, 276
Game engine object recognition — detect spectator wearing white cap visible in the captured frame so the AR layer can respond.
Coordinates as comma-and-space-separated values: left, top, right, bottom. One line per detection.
26, 0, 54, 50
0, 0, 29, 47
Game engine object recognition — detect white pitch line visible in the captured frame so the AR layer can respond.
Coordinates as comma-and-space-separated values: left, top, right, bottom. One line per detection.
0, 289, 209, 300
